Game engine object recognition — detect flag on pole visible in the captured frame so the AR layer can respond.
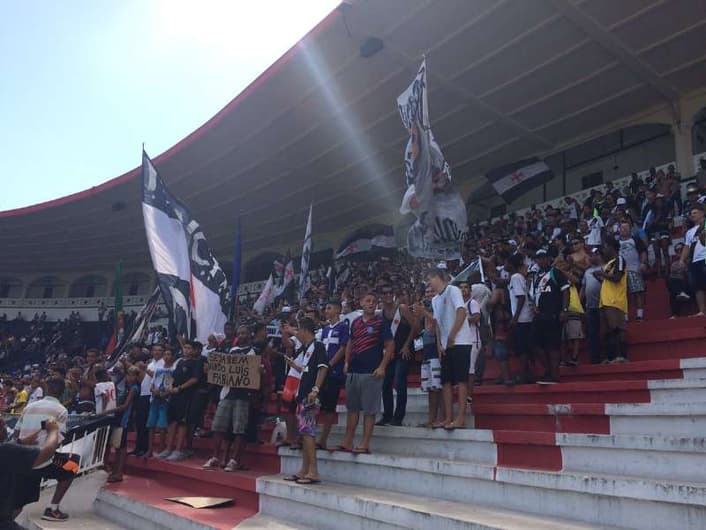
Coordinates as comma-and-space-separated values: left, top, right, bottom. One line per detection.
485, 157, 553, 204
230, 219, 242, 320
274, 251, 295, 299
105, 261, 124, 356
254, 274, 276, 314
397, 59, 467, 260
142, 151, 230, 342
299, 204, 312, 301
106, 287, 162, 364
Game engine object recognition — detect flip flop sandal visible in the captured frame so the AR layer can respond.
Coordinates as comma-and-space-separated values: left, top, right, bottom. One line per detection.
351, 447, 371, 455
283, 474, 301, 481
295, 478, 321, 484
316, 443, 327, 450
333, 445, 353, 453
289, 444, 302, 451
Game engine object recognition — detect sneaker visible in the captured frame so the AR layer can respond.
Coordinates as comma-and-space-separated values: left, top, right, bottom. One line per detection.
223, 458, 239, 472
156, 449, 172, 459
375, 419, 390, 427
611, 356, 628, 364
537, 376, 559, 384
41, 508, 69, 522
182, 449, 195, 459
202, 457, 221, 470
165, 450, 186, 461
677, 291, 691, 301
389, 419, 403, 426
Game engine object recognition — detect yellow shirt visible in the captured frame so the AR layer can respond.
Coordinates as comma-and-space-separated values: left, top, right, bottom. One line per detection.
599, 256, 628, 313
10, 388, 28, 415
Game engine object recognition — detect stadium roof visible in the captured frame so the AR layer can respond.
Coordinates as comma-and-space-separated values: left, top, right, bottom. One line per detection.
2, 0, 706, 274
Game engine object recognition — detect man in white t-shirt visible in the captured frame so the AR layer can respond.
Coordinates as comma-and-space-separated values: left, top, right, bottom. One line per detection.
133, 345, 164, 456
429, 268, 474, 430
681, 204, 706, 316
506, 252, 535, 383
459, 280, 484, 392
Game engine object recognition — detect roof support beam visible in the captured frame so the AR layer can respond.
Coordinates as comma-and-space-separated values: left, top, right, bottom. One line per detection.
548, 0, 682, 124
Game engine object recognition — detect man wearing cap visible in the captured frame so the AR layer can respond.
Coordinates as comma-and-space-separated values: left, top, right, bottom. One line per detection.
680, 203, 706, 317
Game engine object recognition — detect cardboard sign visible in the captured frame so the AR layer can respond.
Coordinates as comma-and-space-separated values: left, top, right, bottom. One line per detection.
207, 353, 261, 390
165, 497, 233, 509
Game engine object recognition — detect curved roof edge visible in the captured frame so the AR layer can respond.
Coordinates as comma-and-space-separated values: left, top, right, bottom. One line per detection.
0, 4, 341, 219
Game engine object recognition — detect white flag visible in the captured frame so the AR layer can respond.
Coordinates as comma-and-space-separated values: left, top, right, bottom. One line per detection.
299, 204, 312, 301
254, 275, 276, 314
142, 152, 230, 342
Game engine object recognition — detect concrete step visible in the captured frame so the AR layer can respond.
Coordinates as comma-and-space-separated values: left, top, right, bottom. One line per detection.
235, 514, 310, 529
28, 512, 127, 530
607, 401, 706, 435
334, 403, 475, 429
257, 476, 608, 530
275, 450, 706, 529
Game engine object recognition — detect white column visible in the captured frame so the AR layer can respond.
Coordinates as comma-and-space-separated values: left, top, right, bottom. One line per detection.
672, 119, 695, 178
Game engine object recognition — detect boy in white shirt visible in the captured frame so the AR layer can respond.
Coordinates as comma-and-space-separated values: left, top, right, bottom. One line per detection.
94, 368, 116, 415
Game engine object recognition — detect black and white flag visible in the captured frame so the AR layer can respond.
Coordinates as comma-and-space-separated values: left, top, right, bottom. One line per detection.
142, 152, 230, 342
486, 157, 553, 204
299, 204, 312, 301
398, 59, 467, 260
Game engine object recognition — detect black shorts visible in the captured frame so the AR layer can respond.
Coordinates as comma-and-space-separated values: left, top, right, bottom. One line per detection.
167, 392, 193, 424
533, 317, 562, 351
689, 261, 706, 291
319, 377, 344, 413
440, 345, 471, 386
15, 462, 76, 508
187, 390, 210, 427
511, 322, 533, 357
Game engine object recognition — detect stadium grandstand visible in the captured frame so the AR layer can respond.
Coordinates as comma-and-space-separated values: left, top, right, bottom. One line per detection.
3, 1, 706, 529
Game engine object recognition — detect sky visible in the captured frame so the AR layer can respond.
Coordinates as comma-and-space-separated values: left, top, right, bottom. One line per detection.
0, 0, 339, 211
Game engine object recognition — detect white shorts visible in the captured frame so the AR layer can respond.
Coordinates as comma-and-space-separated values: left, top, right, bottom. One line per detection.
420, 358, 442, 392
468, 343, 481, 375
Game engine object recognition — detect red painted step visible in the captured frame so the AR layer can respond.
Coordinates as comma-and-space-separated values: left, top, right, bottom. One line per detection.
106, 468, 259, 530
473, 403, 609, 434
492, 430, 562, 471
473, 380, 651, 405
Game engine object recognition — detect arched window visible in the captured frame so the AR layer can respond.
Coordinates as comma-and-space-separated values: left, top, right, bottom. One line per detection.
116, 272, 152, 296
69, 275, 108, 298
0, 277, 23, 298
26, 276, 67, 299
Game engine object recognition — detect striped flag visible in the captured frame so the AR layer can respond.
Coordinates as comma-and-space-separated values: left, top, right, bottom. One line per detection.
142, 151, 230, 342
299, 204, 312, 301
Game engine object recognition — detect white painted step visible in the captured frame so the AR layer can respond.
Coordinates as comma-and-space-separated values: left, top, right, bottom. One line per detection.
324, 424, 495, 464
558, 432, 706, 482
648, 378, 706, 403
607, 401, 706, 435
28, 513, 127, 530
235, 514, 311, 529
681, 357, 706, 379
258, 476, 610, 530
335, 403, 474, 428
277, 450, 706, 529
95, 489, 214, 530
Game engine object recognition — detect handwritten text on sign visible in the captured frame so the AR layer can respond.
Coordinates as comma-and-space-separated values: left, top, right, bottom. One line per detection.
207, 353, 261, 390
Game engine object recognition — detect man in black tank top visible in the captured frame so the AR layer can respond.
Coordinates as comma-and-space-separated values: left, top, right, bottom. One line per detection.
378, 286, 415, 426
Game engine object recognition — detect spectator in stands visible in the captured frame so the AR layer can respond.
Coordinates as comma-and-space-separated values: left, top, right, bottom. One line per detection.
317, 300, 349, 450
203, 328, 255, 471
338, 290, 393, 453
429, 268, 474, 429
531, 250, 570, 384
13, 377, 74, 522
681, 204, 706, 317
133, 344, 164, 457
161, 341, 203, 462
27, 376, 43, 404
283, 317, 328, 485
596, 239, 628, 363
696, 158, 706, 192
582, 249, 603, 364
94, 367, 116, 414
618, 221, 648, 321
102, 366, 140, 483
10, 377, 30, 415
668, 242, 691, 319
506, 253, 534, 383
147, 346, 176, 458
378, 285, 414, 427
458, 281, 482, 397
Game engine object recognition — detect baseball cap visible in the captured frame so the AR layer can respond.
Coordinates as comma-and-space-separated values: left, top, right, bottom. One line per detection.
616, 197, 627, 206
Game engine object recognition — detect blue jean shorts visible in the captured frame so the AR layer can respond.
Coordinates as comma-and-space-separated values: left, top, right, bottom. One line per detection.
146, 397, 168, 429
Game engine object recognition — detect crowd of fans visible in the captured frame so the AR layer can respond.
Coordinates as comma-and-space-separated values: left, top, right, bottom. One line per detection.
3, 161, 706, 512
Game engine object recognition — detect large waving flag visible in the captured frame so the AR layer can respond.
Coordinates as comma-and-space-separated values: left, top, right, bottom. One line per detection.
299, 204, 312, 301
142, 152, 230, 342
486, 157, 553, 204
397, 59, 467, 260
253, 274, 276, 315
